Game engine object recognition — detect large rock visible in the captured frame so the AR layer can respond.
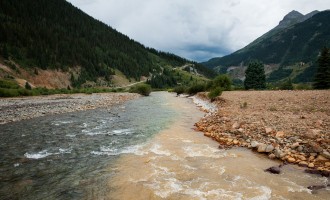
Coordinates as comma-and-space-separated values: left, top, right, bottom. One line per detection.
321, 151, 330, 159
251, 141, 259, 148
265, 145, 274, 153
232, 122, 240, 129
257, 143, 267, 153
276, 131, 285, 138
265, 166, 281, 174
268, 153, 276, 159
310, 143, 323, 153
265, 127, 273, 134
204, 132, 211, 137
308, 163, 315, 168
291, 142, 300, 149
298, 161, 308, 167
287, 157, 296, 163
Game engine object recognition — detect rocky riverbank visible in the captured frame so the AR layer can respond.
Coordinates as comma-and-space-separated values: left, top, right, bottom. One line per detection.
0, 93, 139, 124
195, 90, 330, 173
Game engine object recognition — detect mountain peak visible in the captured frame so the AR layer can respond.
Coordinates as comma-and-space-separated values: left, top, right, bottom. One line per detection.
277, 10, 304, 29
285, 10, 303, 18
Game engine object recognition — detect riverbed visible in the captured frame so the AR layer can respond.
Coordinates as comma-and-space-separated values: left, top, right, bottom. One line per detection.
0, 92, 328, 199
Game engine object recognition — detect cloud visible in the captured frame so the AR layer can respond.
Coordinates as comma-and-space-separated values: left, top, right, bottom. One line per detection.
67, 0, 330, 61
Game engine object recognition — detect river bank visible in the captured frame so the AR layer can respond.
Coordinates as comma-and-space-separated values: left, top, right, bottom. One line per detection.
106, 92, 328, 199
0, 93, 139, 124
195, 90, 330, 174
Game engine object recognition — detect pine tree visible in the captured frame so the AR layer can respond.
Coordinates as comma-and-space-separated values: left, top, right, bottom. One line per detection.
314, 47, 330, 89
244, 61, 266, 90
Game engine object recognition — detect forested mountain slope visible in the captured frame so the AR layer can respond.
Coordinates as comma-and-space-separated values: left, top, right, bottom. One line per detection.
202, 10, 330, 83
0, 0, 214, 88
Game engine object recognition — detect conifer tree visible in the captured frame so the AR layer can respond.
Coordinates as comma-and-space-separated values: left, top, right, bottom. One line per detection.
244, 60, 266, 90
314, 47, 330, 89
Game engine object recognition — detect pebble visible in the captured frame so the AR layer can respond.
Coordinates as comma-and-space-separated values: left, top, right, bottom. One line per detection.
299, 161, 308, 167
287, 157, 296, 163
276, 131, 285, 138
232, 122, 240, 129
308, 163, 315, 168
265, 145, 274, 153
251, 141, 259, 148
257, 144, 267, 153
268, 154, 276, 159
321, 151, 330, 159
291, 142, 299, 149
265, 127, 273, 134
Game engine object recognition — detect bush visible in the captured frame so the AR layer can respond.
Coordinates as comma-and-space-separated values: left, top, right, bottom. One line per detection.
207, 87, 222, 101
129, 83, 152, 96
173, 86, 186, 96
0, 88, 20, 97
212, 75, 232, 91
294, 83, 312, 90
279, 79, 293, 90
187, 83, 206, 95
0, 79, 20, 89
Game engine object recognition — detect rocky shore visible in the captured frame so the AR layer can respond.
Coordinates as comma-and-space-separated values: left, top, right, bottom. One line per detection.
195, 90, 330, 173
0, 93, 139, 124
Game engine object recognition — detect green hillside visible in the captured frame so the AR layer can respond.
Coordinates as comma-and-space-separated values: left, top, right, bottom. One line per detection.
202, 11, 330, 83
0, 0, 215, 88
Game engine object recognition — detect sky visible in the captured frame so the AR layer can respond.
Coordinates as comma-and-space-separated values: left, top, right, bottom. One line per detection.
66, 0, 330, 62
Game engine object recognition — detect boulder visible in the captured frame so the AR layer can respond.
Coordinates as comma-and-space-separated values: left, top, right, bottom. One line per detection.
265, 127, 273, 134
204, 132, 211, 137
265, 166, 281, 174
287, 157, 296, 163
232, 122, 240, 129
321, 151, 330, 160
297, 146, 304, 152
276, 131, 285, 138
251, 141, 259, 148
315, 155, 328, 161
265, 145, 274, 153
274, 149, 283, 158
268, 153, 276, 159
291, 142, 299, 149
257, 144, 267, 153
298, 161, 308, 167
308, 163, 315, 168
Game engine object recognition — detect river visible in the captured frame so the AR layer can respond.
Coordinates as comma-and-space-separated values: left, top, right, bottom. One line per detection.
0, 92, 328, 199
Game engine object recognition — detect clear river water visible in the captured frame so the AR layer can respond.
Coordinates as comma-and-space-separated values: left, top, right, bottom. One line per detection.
0, 92, 328, 200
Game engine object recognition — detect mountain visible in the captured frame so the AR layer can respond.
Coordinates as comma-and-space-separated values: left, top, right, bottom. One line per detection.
0, 0, 215, 89
202, 10, 330, 83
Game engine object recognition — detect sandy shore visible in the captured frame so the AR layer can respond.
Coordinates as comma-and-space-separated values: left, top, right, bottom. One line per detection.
0, 93, 139, 124
195, 90, 330, 173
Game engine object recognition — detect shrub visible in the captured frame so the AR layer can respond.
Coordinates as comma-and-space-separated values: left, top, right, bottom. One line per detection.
0, 88, 20, 97
129, 83, 152, 96
279, 79, 293, 90
187, 83, 206, 95
173, 86, 186, 96
212, 75, 232, 91
208, 87, 222, 101
0, 79, 20, 89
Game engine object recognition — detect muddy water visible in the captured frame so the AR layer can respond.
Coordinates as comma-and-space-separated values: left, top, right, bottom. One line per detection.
107, 93, 329, 200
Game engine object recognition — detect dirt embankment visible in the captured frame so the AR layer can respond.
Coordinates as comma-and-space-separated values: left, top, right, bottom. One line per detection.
0, 93, 139, 124
195, 90, 330, 172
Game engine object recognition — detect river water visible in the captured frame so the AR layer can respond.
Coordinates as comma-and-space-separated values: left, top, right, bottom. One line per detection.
0, 92, 328, 200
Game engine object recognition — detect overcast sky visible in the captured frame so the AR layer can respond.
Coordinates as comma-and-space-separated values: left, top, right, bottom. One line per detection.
66, 0, 330, 62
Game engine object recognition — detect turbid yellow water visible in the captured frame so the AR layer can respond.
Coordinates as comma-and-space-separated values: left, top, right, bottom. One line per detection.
106, 92, 328, 200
